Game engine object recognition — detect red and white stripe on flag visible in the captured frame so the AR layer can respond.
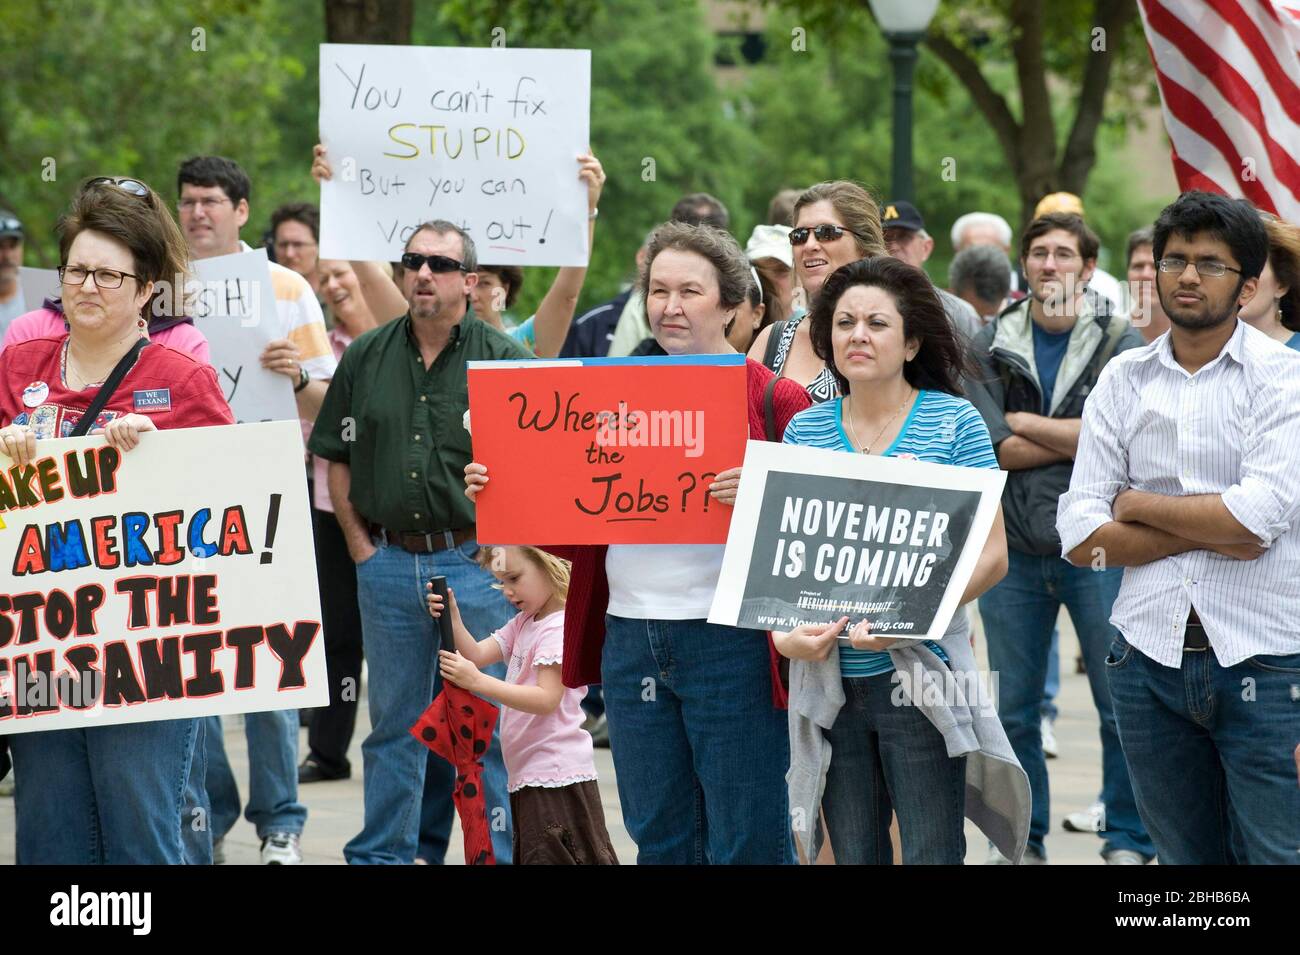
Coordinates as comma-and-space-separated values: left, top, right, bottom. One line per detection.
1137, 0, 1300, 222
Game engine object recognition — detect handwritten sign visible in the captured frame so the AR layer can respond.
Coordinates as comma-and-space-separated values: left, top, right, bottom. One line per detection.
190, 250, 297, 423
318, 43, 591, 266
0, 420, 327, 733
468, 355, 748, 544
710, 441, 1006, 641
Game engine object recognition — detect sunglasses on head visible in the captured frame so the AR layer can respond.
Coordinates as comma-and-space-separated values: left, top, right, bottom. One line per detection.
400, 252, 467, 274
789, 224, 864, 246
85, 177, 151, 199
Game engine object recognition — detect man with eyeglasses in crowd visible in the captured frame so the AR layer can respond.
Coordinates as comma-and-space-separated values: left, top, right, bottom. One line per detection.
269, 203, 321, 295
0, 211, 26, 331
880, 199, 980, 340
177, 155, 336, 865
1060, 191, 1300, 864
308, 219, 526, 864
964, 211, 1154, 865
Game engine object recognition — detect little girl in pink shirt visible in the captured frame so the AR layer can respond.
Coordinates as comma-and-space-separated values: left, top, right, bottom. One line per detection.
428, 545, 618, 865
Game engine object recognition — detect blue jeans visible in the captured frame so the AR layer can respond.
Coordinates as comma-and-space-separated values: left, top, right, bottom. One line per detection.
978, 549, 1153, 860
1041, 628, 1060, 722
204, 708, 307, 839
823, 674, 967, 864
1107, 635, 1300, 864
602, 615, 794, 864
345, 540, 513, 865
10, 717, 200, 864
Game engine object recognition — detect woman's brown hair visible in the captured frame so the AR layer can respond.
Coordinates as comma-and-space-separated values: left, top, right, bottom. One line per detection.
58, 178, 193, 319
638, 220, 751, 310
1262, 215, 1300, 332
808, 256, 975, 397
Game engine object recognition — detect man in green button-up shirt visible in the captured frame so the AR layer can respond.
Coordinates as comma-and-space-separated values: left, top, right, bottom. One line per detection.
309, 219, 529, 864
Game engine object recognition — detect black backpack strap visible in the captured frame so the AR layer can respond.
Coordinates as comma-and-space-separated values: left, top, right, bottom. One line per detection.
70, 338, 151, 437
763, 375, 779, 442
762, 319, 788, 372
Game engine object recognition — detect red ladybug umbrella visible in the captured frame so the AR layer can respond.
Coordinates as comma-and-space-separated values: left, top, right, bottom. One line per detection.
410, 686, 500, 866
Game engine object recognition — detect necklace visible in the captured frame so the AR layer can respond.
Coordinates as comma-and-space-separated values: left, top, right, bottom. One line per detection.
845, 388, 914, 454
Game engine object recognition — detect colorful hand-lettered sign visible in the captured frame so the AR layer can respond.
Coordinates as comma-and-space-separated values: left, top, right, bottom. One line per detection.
468, 355, 748, 544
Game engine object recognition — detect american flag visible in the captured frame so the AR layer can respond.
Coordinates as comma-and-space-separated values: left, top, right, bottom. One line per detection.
1138, 0, 1300, 221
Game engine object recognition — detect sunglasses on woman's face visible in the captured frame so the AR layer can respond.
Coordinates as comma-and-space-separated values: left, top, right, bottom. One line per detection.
789, 224, 863, 246
400, 252, 466, 274
85, 177, 151, 199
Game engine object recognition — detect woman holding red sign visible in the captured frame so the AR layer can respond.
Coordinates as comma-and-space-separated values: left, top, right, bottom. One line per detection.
465, 221, 810, 863
0, 179, 233, 864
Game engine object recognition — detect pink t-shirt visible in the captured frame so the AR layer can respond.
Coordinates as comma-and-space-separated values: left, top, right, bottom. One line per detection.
2, 308, 212, 366
491, 609, 597, 793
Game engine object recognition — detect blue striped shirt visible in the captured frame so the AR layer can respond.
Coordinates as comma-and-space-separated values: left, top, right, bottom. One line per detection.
782, 390, 999, 676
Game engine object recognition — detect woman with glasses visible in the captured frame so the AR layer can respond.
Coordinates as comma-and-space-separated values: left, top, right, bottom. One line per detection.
776, 256, 1024, 864
1, 178, 212, 364
749, 181, 886, 402
464, 222, 812, 863
0, 178, 234, 864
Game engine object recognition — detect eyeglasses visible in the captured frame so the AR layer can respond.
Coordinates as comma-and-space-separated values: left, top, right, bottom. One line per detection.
178, 196, 232, 213
400, 252, 467, 273
1027, 247, 1080, 264
0, 217, 22, 233
274, 240, 317, 252
86, 177, 150, 198
789, 224, 864, 246
1157, 256, 1243, 278
58, 265, 142, 290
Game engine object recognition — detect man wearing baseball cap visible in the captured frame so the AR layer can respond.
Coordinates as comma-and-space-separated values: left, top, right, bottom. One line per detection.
0, 211, 25, 331
881, 199, 980, 340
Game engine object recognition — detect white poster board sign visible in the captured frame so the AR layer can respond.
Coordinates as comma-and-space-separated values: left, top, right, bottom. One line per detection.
0, 420, 326, 733
710, 440, 1006, 642
318, 43, 591, 266
190, 249, 298, 423
17, 267, 59, 319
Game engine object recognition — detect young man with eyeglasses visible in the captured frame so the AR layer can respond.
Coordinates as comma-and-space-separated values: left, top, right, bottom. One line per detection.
964, 211, 1153, 864
0, 211, 26, 331
269, 203, 321, 294
177, 155, 336, 865
1059, 191, 1300, 864
309, 220, 529, 865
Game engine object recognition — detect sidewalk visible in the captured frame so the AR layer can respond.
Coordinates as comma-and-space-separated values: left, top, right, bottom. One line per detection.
0, 606, 1117, 864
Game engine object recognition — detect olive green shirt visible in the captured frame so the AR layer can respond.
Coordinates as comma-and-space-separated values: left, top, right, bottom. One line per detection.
308, 310, 531, 532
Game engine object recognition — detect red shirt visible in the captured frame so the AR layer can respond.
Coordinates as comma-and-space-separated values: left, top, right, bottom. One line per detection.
0, 336, 235, 434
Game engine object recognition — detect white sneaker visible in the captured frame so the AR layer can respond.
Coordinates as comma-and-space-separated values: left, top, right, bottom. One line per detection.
1063, 801, 1106, 833
1041, 716, 1058, 759
260, 832, 303, 865
985, 843, 1012, 865
1104, 849, 1149, 865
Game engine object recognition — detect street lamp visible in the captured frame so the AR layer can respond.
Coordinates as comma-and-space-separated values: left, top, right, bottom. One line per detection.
869, 0, 940, 205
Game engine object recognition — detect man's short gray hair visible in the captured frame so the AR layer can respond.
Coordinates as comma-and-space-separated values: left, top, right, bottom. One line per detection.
949, 244, 1011, 305
950, 212, 1013, 251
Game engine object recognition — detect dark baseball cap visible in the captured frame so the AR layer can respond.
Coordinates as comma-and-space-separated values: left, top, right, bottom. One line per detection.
0, 211, 22, 239
881, 200, 925, 233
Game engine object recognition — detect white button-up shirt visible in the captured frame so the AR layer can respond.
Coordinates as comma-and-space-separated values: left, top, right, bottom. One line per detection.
1057, 320, 1300, 667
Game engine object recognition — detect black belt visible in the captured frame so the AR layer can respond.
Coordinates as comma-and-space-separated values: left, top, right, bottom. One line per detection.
369, 523, 475, 554
1183, 606, 1210, 651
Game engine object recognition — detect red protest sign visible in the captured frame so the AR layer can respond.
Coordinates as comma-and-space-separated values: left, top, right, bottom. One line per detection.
468, 355, 748, 544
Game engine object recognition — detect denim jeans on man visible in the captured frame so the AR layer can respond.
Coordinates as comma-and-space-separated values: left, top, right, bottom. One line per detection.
821, 673, 968, 864
10, 717, 200, 864
979, 550, 1154, 860
1107, 634, 1300, 864
205, 708, 307, 839
602, 615, 794, 864
346, 540, 513, 864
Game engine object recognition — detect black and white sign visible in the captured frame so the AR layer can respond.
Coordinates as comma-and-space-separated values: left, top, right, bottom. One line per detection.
709, 440, 1006, 641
